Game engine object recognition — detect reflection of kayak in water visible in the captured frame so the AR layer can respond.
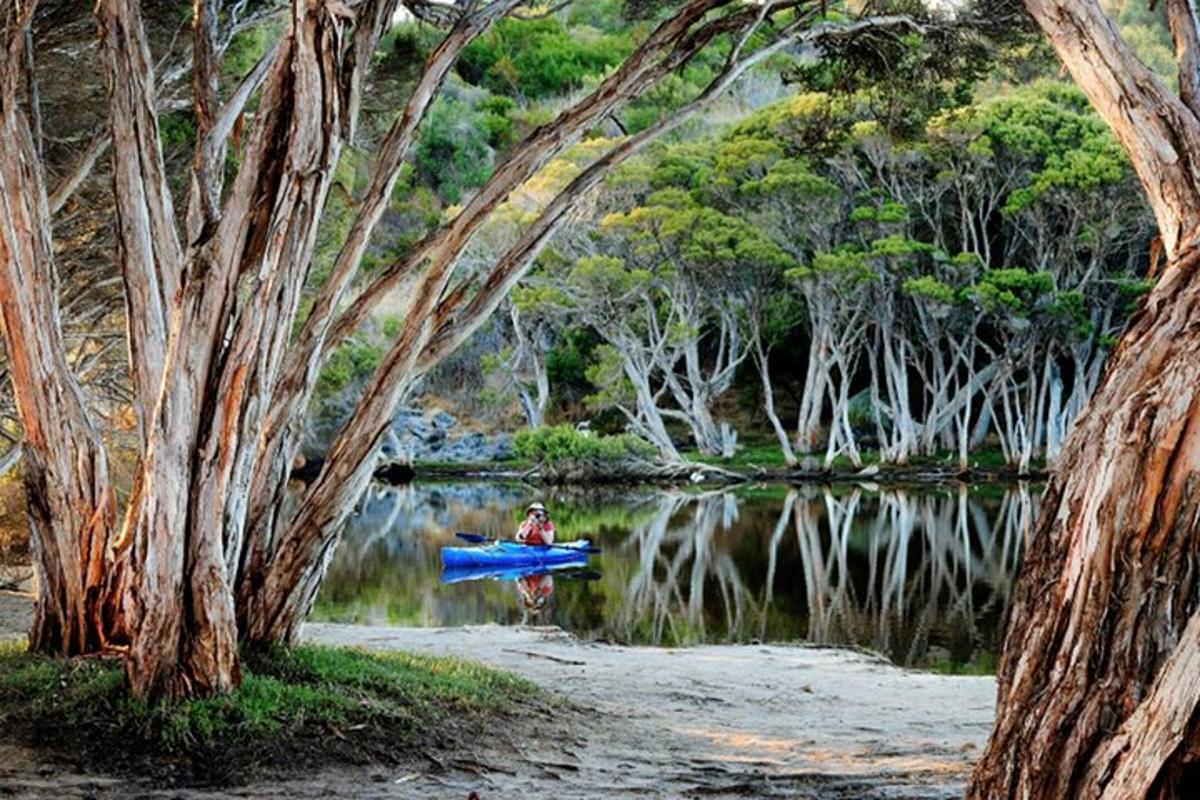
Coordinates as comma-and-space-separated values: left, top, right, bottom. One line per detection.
440, 559, 598, 585
440, 539, 594, 570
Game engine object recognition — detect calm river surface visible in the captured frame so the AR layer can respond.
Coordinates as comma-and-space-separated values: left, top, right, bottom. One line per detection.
313, 480, 1037, 671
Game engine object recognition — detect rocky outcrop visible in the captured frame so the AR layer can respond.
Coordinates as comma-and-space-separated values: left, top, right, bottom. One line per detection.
382, 407, 513, 464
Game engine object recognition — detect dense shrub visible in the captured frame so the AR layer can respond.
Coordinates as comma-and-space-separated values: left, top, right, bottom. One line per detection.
514, 425, 655, 466
413, 95, 495, 203
458, 18, 630, 100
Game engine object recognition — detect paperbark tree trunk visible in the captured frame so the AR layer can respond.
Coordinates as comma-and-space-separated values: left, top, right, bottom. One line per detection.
0, 24, 118, 653
969, 240, 1200, 799
970, 0, 1200, 795
103, 0, 383, 699
3, 0, 893, 700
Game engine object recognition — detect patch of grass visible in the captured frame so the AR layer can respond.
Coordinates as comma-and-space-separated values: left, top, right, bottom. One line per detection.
0, 640, 542, 785
682, 444, 1043, 474
925, 651, 998, 676
682, 443, 795, 469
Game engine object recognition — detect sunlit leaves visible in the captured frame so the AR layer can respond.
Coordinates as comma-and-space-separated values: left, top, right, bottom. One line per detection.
459, 17, 633, 100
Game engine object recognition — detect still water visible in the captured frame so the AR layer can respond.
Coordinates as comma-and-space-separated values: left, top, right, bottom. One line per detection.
313, 481, 1037, 671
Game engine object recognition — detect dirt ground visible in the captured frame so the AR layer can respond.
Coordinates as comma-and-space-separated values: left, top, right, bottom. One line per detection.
0, 592, 995, 799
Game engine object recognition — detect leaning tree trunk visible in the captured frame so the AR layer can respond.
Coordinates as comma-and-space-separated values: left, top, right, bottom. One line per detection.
968, 241, 1200, 799
970, 0, 1200, 795
0, 18, 118, 655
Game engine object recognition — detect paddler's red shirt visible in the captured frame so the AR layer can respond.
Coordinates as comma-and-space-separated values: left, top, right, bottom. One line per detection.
516, 517, 555, 545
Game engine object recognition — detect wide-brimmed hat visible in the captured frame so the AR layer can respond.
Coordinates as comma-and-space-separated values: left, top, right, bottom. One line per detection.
525, 501, 548, 514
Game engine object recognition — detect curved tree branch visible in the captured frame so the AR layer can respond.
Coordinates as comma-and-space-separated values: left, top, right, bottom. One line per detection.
1025, 0, 1200, 255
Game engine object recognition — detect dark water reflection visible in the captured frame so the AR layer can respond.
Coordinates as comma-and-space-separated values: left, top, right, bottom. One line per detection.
313, 481, 1036, 670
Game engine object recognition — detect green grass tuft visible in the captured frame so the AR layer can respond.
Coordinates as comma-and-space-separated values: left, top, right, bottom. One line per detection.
0, 639, 542, 784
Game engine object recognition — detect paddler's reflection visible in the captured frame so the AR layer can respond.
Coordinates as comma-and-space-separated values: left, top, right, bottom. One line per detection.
517, 572, 554, 619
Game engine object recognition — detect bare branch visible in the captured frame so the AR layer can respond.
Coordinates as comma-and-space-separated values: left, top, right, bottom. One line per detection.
211, 42, 279, 144
24, 19, 42, 158
188, 0, 222, 238
47, 128, 111, 215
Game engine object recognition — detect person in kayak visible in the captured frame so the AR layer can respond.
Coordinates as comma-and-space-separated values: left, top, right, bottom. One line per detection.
516, 501, 555, 546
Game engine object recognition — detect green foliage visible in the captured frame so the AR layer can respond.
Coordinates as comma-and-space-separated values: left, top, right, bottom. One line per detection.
381, 316, 403, 339
928, 82, 1130, 214
479, 95, 519, 149
158, 110, 196, 153
413, 94, 495, 203
1103, 0, 1174, 83
974, 268, 1054, 316
317, 340, 384, 399
222, 23, 277, 78
903, 275, 957, 305
459, 17, 631, 100
546, 328, 600, 394
514, 424, 655, 464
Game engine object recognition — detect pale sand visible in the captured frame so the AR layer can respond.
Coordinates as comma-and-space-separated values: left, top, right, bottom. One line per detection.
0, 593, 995, 798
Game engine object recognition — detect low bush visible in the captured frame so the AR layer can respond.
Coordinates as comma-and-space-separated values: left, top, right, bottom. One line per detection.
514, 425, 655, 463
514, 425, 657, 482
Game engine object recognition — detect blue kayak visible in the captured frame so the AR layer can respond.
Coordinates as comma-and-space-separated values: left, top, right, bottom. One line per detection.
440, 539, 593, 570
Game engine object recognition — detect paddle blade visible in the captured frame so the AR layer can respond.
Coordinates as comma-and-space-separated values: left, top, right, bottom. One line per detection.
455, 531, 491, 543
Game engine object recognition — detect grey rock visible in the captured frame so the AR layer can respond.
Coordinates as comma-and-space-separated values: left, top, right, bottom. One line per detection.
376, 406, 514, 464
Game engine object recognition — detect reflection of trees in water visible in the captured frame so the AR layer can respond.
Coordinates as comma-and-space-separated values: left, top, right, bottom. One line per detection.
791, 485, 1033, 664
317, 480, 1033, 663
619, 491, 758, 645
620, 484, 1035, 664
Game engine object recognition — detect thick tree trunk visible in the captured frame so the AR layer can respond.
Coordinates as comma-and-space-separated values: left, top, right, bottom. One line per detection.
0, 25, 118, 654
972, 2, 1200, 793
969, 242, 1200, 798
112, 0, 364, 699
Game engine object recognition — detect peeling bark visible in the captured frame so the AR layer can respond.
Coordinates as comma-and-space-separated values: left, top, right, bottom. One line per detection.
0, 5, 117, 655
3, 0, 908, 702
968, 241, 1200, 799
971, 1, 1200, 794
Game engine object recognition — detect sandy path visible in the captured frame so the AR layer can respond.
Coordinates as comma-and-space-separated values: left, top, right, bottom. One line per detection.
1, 593, 995, 798
0, 591, 30, 638
303, 623, 995, 799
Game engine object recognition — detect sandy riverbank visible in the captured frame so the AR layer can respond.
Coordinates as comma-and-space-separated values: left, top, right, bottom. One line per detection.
1, 593, 995, 798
